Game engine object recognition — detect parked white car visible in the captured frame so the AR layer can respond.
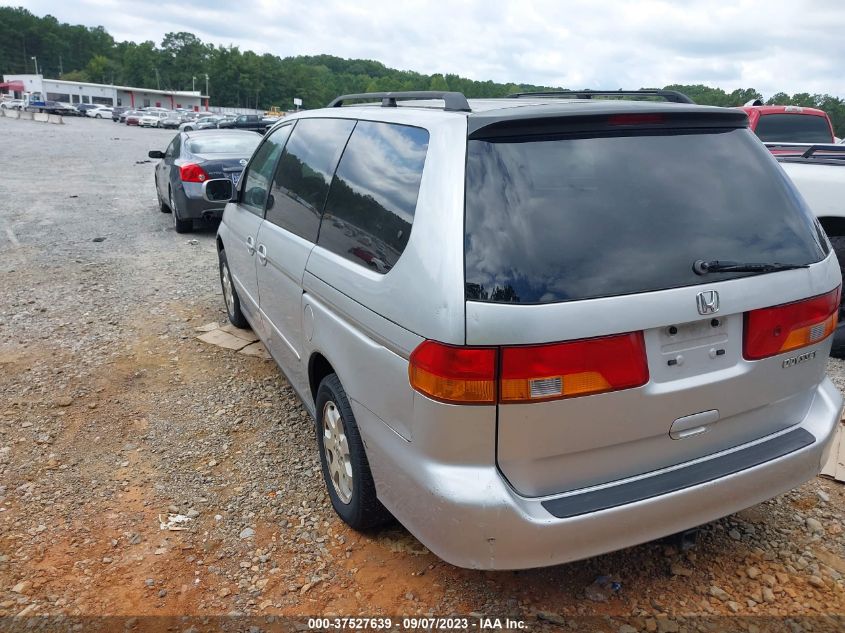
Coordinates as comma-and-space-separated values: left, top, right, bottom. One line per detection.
0, 99, 24, 110
139, 112, 166, 128
768, 142, 845, 356
86, 106, 113, 119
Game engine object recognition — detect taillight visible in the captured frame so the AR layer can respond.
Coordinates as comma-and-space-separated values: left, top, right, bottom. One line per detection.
408, 341, 496, 404
179, 163, 209, 182
500, 332, 649, 403
408, 332, 649, 405
743, 287, 840, 360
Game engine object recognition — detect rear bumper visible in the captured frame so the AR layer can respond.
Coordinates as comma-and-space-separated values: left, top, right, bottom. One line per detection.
175, 184, 225, 220
360, 378, 842, 570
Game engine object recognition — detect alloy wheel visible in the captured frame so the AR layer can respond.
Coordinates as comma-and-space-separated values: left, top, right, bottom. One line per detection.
321, 401, 353, 504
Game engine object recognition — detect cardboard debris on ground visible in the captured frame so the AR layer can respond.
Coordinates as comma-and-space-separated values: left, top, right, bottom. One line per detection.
821, 419, 845, 483
195, 322, 271, 359
239, 341, 272, 360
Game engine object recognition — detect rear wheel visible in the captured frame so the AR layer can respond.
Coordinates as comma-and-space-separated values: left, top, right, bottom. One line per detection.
155, 176, 170, 213
828, 236, 845, 358
169, 187, 192, 233
95, 113, 102, 119
218, 249, 248, 328
315, 374, 391, 530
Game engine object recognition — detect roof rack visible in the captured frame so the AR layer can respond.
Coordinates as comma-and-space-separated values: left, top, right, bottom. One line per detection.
506, 89, 695, 104
327, 91, 471, 112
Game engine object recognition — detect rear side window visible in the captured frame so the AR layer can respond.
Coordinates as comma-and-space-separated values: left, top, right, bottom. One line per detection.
319, 121, 429, 273
465, 128, 825, 304
754, 114, 832, 143
266, 118, 356, 242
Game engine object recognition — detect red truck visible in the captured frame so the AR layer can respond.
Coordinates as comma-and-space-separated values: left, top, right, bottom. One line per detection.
740, 100, 836, 143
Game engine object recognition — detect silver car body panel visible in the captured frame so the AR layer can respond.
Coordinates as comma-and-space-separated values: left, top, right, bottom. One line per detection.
217, 100, 843, 569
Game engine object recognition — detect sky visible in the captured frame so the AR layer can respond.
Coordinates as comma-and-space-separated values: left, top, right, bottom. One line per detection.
7, 0, 845, 98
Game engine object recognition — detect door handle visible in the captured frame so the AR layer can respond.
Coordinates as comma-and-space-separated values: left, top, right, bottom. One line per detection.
257, 244, 268, 266
246, 235, 255, 256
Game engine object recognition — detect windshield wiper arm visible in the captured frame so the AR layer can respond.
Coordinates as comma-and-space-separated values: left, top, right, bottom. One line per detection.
693, 259, 810, 275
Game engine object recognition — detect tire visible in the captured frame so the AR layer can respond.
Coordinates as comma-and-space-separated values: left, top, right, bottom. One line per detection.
155, 176, 170, 213
828, 236, 845, 358
169, 187, 192, 233
218, 249, 249, 328
95, 113, 102, 119
315, 374, 391, 530
183, 126, 193, 132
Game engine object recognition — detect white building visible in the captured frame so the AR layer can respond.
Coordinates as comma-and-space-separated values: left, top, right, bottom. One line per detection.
1, 74, 209, 110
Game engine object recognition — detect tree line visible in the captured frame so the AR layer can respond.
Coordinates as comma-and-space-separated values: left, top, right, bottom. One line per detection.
2, 6, 844, 135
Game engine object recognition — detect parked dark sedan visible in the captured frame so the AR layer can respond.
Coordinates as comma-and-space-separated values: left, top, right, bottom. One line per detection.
148, 130, 261, 233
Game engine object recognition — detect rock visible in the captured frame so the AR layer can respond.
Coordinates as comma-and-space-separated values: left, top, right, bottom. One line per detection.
158, 589, 167, 598
808, 575, 825, 588
762, 587, 776, 603
536, 611, 568, 626
11, 581, 31, 594
726, 601, 741, 613
760, 573, 777, 587
747, 566, 761, 579
817, 490, 830, 503
145, 578, 155, 587
54, 396, 73, 407
709, 585, 731, 602
218, 588, 231, 598
670, 563, 693, 577
729, 529, 742, 540
186, 508, 200, 518
619, 626, 637, 633
239, 527, 255, 539
656, 618, 679, 633
806, 518, 823, 534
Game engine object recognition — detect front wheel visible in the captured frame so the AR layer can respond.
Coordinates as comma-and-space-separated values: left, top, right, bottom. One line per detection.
315, 374, 391, 530
95, 113, 102, 119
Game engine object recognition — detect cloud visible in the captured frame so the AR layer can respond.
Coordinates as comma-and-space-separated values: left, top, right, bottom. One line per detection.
6, 0, 845, 98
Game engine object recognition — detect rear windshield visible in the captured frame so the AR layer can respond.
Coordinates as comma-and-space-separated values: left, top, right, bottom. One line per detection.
465, 127, 825, 304
754, 113, 832, 143
187, 135, 260, 155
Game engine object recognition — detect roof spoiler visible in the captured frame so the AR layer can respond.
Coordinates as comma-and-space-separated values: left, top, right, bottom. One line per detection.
506, 89, 695, 104
327, 91, 471, 112
744, 98, 764, 106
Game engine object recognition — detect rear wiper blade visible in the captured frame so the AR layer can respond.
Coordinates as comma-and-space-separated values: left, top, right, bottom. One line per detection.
693, 259, 810, 275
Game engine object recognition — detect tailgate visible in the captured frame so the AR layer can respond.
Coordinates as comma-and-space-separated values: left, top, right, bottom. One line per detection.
463, 120, 837, 498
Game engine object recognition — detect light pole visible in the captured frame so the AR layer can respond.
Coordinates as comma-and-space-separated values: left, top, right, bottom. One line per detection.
192, 76, 196, 92
31, 56, 38, 75
204, 73, 209, 108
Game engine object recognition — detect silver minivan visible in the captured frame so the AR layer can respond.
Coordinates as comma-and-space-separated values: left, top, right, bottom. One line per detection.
206, 90, 843, 569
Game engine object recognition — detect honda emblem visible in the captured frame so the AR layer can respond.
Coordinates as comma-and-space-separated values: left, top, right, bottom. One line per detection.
696, 290, 720, 315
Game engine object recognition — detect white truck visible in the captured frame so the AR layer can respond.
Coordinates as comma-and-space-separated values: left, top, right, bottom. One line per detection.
770, 143, 845, 355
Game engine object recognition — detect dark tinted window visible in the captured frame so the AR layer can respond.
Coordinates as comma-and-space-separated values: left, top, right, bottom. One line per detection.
240, 124, 293, 216
754, 114, 832, 143
319, 122, 429, 273
465, 128, 824, 304
266, 118, 355, 241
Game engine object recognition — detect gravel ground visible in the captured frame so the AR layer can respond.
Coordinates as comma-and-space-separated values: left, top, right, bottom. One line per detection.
0, 116, 844, 632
